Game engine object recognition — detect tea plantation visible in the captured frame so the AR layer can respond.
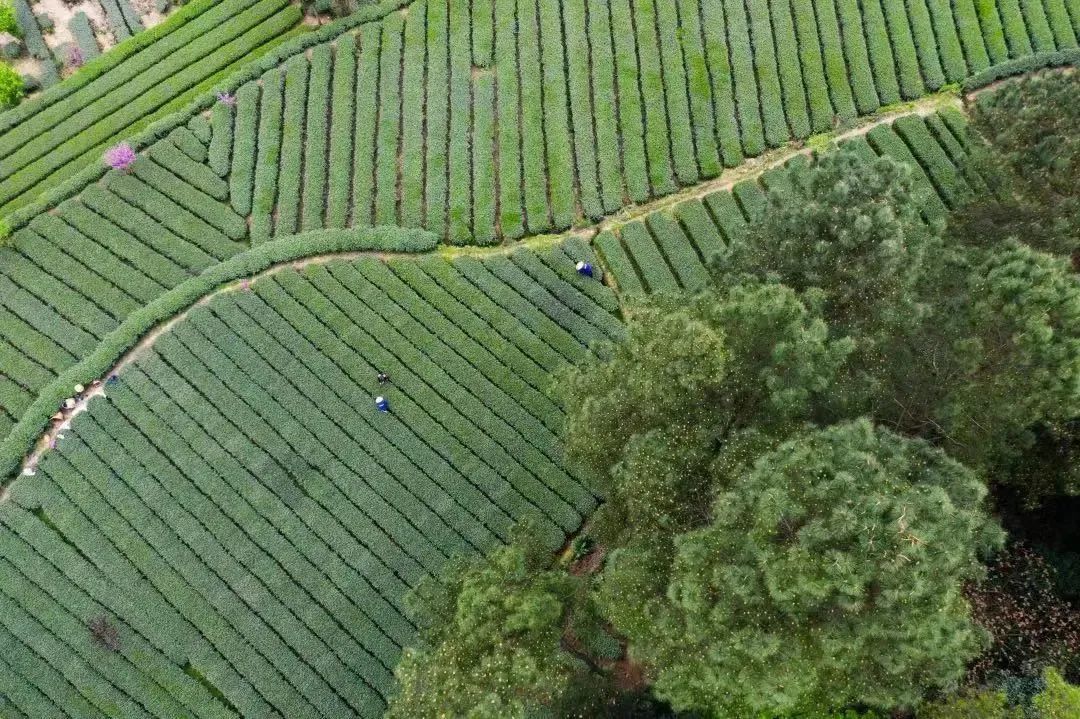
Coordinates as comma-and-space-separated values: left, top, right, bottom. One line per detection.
0, 0, 1077, 715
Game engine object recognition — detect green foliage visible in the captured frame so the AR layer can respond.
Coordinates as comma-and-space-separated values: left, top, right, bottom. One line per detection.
386, 536, 585, 719
0, 60, 22, 109
951, 71, 1080, 259
920, 668, 1080, 719
599, 420, 1003, 716
0, 0, 17, 36
721, 146, 1080, 499
919, 689, 1020, 719
560, 281, 852, 544
1032, 667, 1080, 718
723, 149, 935, 348
927, 242, 1080, 473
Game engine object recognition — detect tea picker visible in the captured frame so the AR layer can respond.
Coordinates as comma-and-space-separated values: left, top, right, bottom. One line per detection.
375, 396, 390, 412
575, 261, 594, 277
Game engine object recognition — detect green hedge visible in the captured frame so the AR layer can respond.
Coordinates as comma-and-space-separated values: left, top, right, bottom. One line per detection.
300, 43, 332, 232
840, 0, 883, 110
952, 0, 992, 72
400, 6, 426, 229
635, 0, 677, 194
537, 0, 575, 230
273, 54, 307, 237
490, 0, 523, 235
722, 0, 766, 154
675, 0, 723, 175
516, 0, 548, 231
610, 0, 651, 200
859, 0, 902, 105
813, 0, 858, 119
974, 0, 1011, 63
657, 0, 703, 179
746, 0, 790, 145
0, 226, 438, 481
351, 23, 380, 229
375, 15, 404, 229
446, 0, 473, 241
563, 0, 604, 219
68, 12, 100, 62
250, 68, 283, 243
769, 0, 813, 138
325, 34, 356, 231
961, 48, 1080, 88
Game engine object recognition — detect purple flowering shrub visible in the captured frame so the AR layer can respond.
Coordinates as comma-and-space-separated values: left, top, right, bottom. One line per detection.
103, 142, 137, 171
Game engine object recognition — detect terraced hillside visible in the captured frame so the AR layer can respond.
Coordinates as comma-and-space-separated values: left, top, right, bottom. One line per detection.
0, 105, 981, 717
0, 0, 1078, 714
0, 235, 618, 717
0, 0, 304, 214
2, 0, 1078, 448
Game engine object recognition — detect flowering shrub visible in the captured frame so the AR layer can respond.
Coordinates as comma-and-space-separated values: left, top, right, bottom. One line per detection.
103, 142, 137, 171
67, 45, 84, 69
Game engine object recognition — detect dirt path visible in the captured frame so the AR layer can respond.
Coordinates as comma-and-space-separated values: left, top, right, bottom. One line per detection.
565, 90, 963, 240
11, 91, 968, 485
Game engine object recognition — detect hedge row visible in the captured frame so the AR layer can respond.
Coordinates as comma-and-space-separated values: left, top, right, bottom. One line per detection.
562, 0, 603, 220
961, 47, 1080, 87
608, 0, 651, 201
0, 226, 438, 481
400, 6, 426, 229
99, 0, 135, 42
377, 15, 405, 230
447, 1, 473, 242
516, 0, 548, 232
274, 54, 308, 237
350, 22, 379, 230
325, 34, 356, 231
11, 0, 46, 61
250, 68, 283, 244
68, 13, 100, 63
699, 0, 744, 165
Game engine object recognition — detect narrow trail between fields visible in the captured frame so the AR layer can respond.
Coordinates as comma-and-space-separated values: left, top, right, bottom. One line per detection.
5, 88, 977, 491
566, 91, 964, 240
